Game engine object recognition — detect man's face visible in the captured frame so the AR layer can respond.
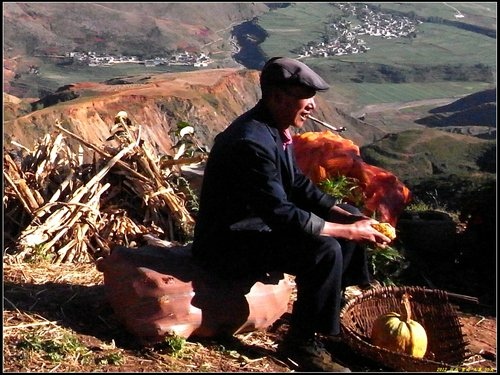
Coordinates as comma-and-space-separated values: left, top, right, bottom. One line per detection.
274, 85, 317, 130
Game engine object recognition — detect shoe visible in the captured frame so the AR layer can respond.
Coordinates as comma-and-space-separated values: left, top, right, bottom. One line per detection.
277, 334, 351, 372
321, 333, 348, 354
324, 334, 343, 345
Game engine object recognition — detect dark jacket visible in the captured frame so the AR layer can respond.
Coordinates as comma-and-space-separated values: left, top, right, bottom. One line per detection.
192, 100, 337, 258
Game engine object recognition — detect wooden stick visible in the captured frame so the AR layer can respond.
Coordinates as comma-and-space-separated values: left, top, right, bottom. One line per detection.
3, 320, 60, 330
55, 124, 149, 182
446, 292, 479, 304
3, 172, 35, 216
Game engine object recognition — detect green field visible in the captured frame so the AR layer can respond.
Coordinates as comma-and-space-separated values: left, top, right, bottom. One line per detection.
12, 62, 196, 97
258, 3, 333, 52
330, 81, 493, 109
257, 2, 496, 108
368, 2, 497, 28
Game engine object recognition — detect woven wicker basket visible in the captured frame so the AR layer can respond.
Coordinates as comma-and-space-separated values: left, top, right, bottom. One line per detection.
340, 285, 469, 372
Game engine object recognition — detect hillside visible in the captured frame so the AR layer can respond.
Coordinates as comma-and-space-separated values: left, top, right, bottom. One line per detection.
4, 68, 495, 172
2, 2, 270, 97
360, 88, 496, 179
361, 127, 496, 181
2, 2, 269, 58
4, 2, 496, 104
3, 68, 258, 156
415, 88, 497, 138
5, 64, 405, 156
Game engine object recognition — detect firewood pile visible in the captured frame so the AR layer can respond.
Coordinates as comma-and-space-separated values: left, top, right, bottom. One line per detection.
3, 112, 205, 265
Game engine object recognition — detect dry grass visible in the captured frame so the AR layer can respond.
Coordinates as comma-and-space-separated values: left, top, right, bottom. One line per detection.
4, 257, 496, 373
2, 258, 294, 372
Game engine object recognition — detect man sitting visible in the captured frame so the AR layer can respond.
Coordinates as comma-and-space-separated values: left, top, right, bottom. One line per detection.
192, 57, 391, 372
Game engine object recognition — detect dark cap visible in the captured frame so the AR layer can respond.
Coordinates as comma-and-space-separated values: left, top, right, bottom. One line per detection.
260, 57, 329, 92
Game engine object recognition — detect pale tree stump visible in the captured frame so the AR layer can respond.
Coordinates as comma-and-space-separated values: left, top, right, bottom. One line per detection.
96, 245, 293, 344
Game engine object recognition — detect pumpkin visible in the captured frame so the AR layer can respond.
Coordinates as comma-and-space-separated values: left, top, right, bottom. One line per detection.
371, 293, 428, 358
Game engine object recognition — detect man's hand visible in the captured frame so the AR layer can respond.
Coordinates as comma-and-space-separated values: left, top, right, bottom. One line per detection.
321, 217, 392, 246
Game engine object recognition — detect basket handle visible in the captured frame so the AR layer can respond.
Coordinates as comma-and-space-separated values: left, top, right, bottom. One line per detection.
446, 292, 479, 304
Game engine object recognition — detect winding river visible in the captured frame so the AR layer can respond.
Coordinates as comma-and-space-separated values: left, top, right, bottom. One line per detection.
231, 19, 269, 70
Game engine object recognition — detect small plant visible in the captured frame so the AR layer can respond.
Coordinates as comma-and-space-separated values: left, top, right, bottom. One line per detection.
163, 333, 186, 358
405, 196, 460, 224
405, 191, 448, 212
169, 175, 200, 215
16, 333, 44, 352
168, 120, 206, 159
405, 200, 433, 212
95, 351, 124, 365
367, 245, 408, 286
318, 175, 364, 206
17, 332, 92, 364
425, 189, 443, 208
24, 244, 54, 263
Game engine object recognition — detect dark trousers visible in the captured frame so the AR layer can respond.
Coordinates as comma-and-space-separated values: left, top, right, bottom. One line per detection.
197, 204, 372, 337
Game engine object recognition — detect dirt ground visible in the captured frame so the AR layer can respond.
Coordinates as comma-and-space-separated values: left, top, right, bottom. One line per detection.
3, 260, 496, 373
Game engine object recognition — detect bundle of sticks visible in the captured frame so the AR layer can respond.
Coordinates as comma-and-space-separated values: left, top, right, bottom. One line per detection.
3, 113, 204, 264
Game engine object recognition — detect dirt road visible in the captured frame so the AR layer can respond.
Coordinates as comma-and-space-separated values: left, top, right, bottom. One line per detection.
350, 97, 461, 118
